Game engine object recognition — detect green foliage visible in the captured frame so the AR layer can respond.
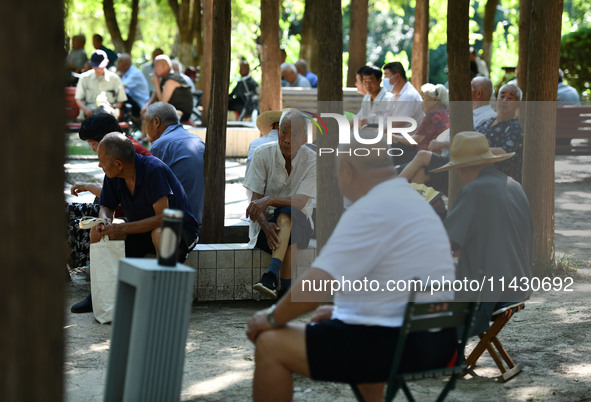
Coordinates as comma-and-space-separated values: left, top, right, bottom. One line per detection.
560, 26, 591, 100
537, 252, 579, 279
65, 0, 176, 64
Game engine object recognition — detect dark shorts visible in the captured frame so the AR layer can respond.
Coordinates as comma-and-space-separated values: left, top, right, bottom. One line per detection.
306, 319, 457, 383
125, 229, 194, 263
255, 206, 313, 254
426, 153, 450, 195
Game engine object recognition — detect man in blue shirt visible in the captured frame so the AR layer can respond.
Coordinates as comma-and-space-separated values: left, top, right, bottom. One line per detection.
146, 102, 205, 228
295, 59, 318, 88
117, 54, 150, 119
71, 133, 198, 314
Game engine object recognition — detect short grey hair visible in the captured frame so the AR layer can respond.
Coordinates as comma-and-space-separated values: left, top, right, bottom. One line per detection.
281, 62, 297, 74
499, 83, 523, 101
421, 83, 449, 107
99, 133, 135, 164
146, 102, 180, 126
294, 59, 308, 71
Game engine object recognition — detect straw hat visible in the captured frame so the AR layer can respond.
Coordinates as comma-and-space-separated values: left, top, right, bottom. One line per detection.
430, 131, 514, 173
256, 110, 283, 136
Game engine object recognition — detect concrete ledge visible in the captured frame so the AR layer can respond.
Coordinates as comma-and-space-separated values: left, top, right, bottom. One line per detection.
185, 240, 317, 301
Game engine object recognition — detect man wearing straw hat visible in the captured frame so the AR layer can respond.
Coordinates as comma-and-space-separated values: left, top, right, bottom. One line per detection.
246, 110, 283, 174
431, 131, 533, 334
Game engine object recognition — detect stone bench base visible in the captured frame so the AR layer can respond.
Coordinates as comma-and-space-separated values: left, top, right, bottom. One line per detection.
184, 241, 317, 301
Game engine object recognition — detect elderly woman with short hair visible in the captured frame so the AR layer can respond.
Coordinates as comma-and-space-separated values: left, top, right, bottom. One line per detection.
391, 83, 449, 164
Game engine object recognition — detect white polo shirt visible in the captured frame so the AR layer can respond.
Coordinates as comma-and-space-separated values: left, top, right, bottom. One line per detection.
356, 88, 395, 124
243, 142, 316, 247
392, 81, 425, 127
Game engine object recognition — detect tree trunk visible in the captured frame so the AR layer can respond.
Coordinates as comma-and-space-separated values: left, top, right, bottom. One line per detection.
192, 0, 202, 67
200, 0, 213, 126
522, 0, 563, 275
346, 0, 368, 87
410, 0, 429, 90
103, 0, 139, 53
200, 0, 231, 243
316, 0, 344, 250
260, 0, 282, 112
168, 0, 198, 67
0, 0, 65, 400
446, 0, 473, 209
481, 0, 499, 73
299, 0, 319, 73
517, 0, 532, 101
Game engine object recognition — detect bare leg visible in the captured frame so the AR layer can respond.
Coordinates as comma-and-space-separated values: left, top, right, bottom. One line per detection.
399, 150, 433, 183
271, 213, 292, 263
356, 383, 386, 402
253, 324, 310, 402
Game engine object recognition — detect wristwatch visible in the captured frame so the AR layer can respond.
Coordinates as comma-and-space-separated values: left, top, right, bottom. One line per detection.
266, 304, 285, 328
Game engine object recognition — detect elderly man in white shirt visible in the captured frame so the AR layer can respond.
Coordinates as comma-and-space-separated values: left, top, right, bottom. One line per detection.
354, 66, 395, 127
244, 109, 316, 300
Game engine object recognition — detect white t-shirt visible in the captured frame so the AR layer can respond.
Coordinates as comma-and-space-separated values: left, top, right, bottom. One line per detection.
243, 142, 316, 247
473, 104, 496, 127
312, 177, 455, 327
392, 81, 425, 127
356, 88, 395, 124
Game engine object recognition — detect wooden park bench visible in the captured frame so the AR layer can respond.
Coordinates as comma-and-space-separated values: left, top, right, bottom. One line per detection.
65, 87, 129, 132
282, 87, 364, 115
556, 105, 591, 154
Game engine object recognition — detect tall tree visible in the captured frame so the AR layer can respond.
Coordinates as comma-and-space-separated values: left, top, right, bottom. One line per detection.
446, 0, 474, 208
260, 0, 281, 112
522, 0, 563, 274
200, 0, 213, 126
200, 0, 231, 243
0, 0, 65, 400
168, 0, 201, 67
410, 0, 429, 90
192, 0, 202, 67
316, 0, 344, 249
517, 0, 532, 100
346, 0, 368, 87
481, 0, 499, 73
103, 0, 140, 53
299, 0, 319, 73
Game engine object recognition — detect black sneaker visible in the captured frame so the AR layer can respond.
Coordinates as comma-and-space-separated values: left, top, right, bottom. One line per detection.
71, 293, 93, 314
254, 272, 278, 297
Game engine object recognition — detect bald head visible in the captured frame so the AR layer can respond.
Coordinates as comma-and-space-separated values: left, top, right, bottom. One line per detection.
117, 53, 132, 73
471, 77, 494, 108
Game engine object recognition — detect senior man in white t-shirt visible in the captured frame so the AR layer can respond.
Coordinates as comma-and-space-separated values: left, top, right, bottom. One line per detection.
246, 137, 456, 401
244, 109, 316, 300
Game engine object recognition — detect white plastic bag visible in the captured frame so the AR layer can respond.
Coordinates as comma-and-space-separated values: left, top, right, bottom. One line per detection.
90, 236, 125, 324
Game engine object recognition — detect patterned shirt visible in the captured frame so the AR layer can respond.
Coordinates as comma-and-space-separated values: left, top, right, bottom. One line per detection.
416, 108, 449, 150
475, 117, 523, 182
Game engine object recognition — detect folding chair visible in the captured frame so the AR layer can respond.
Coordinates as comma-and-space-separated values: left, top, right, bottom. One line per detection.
350, 291, 479, 402
464, 302, 525, 382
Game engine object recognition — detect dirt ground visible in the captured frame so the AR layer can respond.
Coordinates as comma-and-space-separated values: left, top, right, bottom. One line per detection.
63, 155, 591, 402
